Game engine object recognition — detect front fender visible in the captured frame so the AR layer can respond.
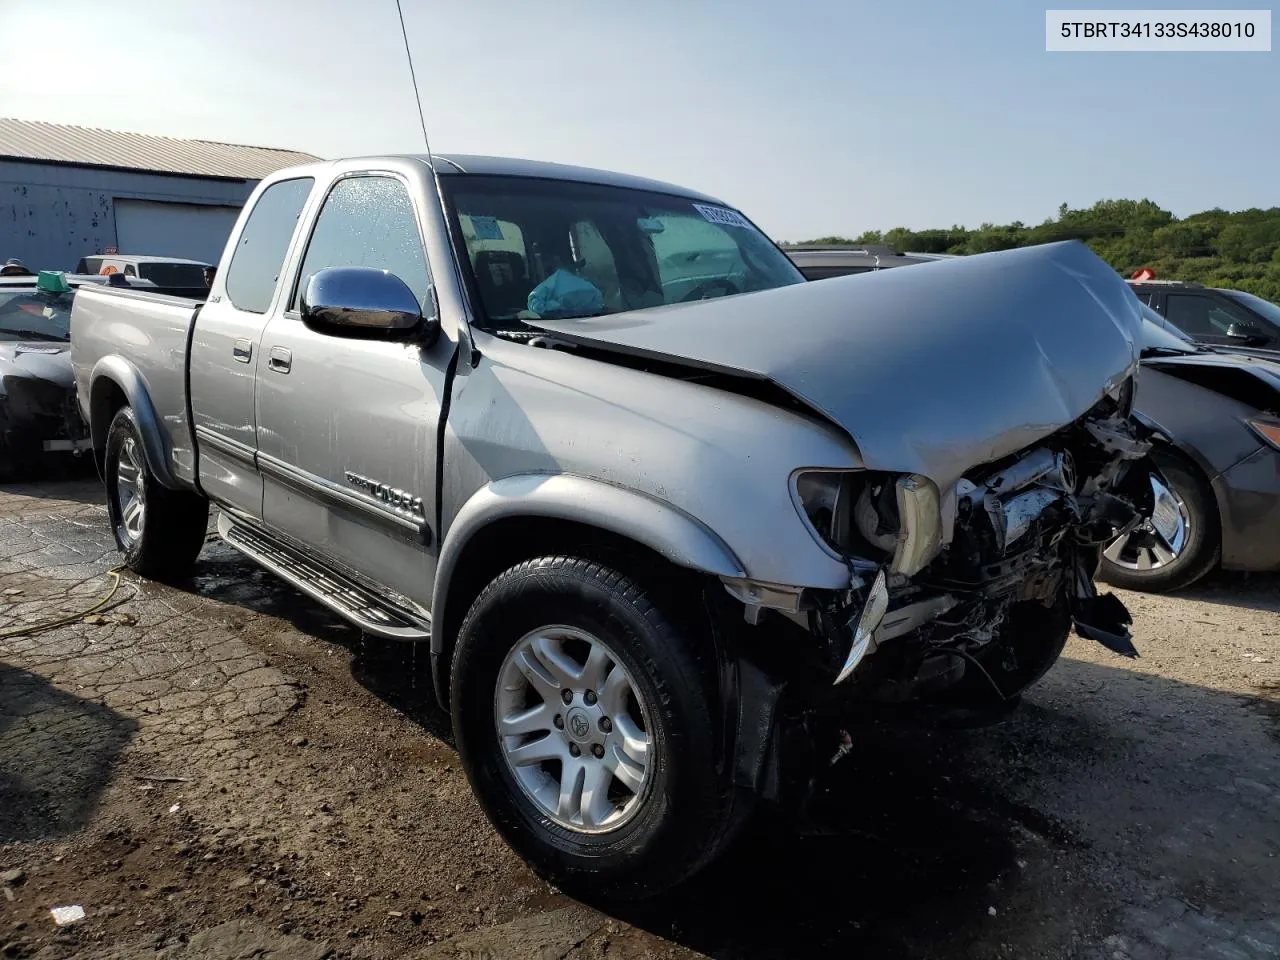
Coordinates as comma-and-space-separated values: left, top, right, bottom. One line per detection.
429, 473, 746, 661
89, 356, 180, 490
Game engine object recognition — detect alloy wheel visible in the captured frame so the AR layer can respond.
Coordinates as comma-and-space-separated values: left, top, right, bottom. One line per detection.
1103, 471, 1190, 571
494, 625, 653, 834
115, 436, 147, 545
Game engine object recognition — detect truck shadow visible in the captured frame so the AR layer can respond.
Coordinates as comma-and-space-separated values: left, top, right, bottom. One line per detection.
186, 542, 454, 742
606, 716, 1075, 957
594, 656, 1280, 958
0, 474, 103, 508
0, 662, 138, 843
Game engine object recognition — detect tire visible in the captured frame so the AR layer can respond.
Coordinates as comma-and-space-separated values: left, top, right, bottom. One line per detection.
104, 406, 209, 582
1097, 454, 1219, 593
933, 594, 1072, 707
450, 556, 741, 900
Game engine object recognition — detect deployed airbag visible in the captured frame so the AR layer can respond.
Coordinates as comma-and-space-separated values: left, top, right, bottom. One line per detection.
527, 269, 604, 319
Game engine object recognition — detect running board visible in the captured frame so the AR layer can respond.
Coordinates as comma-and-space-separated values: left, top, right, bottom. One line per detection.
217, 514, 430, 641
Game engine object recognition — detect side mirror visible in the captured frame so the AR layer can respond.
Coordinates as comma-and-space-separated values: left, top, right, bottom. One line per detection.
301, 267, 438, 344
1225, 321, 1268, 346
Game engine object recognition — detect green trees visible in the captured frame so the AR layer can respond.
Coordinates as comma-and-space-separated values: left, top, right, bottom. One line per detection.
785, 201, 1280, 302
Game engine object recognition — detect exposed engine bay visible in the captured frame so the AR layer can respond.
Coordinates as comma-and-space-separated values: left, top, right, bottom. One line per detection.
799, 381, 1152, 705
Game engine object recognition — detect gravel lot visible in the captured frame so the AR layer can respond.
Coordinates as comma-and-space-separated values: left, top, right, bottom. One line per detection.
1, 475, 1278, 960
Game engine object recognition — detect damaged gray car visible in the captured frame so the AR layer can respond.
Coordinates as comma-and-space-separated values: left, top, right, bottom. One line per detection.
0, 272, 95, 478
71, 155, 1151, 898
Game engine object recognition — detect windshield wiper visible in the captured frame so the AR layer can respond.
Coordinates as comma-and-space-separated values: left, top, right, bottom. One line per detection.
1142, 346, 1197, 358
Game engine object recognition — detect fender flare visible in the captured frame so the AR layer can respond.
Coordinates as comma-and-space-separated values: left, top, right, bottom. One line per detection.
428, 473, 746, 692
88, 356, 179, 490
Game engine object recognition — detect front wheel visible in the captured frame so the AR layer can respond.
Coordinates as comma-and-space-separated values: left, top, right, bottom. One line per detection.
104, 406, 209, 582
1097, 456, 1219, 593
450, 556, 742, 899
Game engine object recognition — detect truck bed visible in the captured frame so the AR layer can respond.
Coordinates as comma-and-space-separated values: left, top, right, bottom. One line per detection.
69, 284, 203, 487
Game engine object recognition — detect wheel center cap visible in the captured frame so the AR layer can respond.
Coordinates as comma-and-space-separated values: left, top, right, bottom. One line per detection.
566, 707, 593, 743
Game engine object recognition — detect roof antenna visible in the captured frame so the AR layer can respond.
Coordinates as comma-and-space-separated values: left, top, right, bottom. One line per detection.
395, 0, 434, 159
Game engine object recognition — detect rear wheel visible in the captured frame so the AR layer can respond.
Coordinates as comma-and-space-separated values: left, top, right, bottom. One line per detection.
1098, 455, 1219, 593
104, 406, 209, 581
450, 556, 742, 899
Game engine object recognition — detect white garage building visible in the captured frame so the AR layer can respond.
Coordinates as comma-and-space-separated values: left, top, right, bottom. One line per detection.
0, 118, 318, 271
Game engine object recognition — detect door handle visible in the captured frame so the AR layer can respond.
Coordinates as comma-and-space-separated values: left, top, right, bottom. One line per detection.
232, 339, 253, 363
268, 346, 292, 374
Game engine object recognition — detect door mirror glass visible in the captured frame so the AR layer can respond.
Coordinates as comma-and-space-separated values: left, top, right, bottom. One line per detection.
300, 266, 429, 338
1225, 321, 1268, 345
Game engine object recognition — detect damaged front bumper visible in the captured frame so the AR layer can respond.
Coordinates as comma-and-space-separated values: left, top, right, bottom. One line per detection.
0, 375, 91, 457
725, 391, 1152, 702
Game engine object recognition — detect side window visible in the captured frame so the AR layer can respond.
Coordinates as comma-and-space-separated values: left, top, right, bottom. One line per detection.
292, 176, 434, 316
124, 265, 136, 278
1164, 295, 1218, 337
224, 177, 314, 315
1167, 293, 1256, 337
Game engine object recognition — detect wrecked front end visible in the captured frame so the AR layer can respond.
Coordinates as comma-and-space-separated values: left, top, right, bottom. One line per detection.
785, 383, 1150, 713
714, 389, 1153, 808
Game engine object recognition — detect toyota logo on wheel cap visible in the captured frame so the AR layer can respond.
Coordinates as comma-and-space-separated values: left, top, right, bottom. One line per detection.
566, 708, 592, 742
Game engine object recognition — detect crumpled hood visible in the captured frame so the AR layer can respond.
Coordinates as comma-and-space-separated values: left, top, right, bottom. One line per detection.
529, 240, 1143, 491
0, 340, 74, 391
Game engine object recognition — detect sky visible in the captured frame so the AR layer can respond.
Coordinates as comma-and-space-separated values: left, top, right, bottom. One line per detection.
0, 0, 1274, 240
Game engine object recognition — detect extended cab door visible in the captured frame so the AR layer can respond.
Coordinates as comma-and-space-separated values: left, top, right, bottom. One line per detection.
255, 171, 450, 608
189, 176, 315, 518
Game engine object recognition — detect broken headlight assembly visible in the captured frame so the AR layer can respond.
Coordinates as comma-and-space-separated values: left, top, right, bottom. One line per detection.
792, 469, 943, 577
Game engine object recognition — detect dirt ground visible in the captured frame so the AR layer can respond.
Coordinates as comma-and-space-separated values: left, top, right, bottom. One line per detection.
1, 476, 1278, 960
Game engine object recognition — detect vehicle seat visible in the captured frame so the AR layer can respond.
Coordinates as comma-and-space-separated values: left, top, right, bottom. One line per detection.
474, 250, 532, 317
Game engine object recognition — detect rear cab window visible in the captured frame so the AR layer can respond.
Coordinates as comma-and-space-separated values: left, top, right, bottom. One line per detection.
223, 177, 315, 314
138, 262, 206, 287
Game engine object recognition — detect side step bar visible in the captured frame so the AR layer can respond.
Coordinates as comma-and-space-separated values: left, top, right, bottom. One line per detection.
217, 514, 430, 641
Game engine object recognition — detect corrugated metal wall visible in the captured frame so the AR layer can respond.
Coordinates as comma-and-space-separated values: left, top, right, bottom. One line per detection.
0, 160, 254, 271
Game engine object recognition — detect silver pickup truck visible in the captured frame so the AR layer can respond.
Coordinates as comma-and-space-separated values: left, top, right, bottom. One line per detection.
71, 153, 1152, 897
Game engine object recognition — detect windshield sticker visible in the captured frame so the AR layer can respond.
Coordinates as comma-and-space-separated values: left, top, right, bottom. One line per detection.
692, 203, 750, 229
469, 216, 504, 241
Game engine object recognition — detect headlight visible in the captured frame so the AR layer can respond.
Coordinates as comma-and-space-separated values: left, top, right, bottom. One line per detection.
793, 470, 855, 554
792, 470, 943, 576
891, 474, 943, 576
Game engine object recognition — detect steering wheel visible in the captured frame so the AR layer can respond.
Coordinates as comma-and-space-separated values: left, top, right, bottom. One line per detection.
680, 278, 740, 303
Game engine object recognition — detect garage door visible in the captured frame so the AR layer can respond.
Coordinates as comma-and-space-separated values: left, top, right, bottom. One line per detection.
113, 199, 242, 264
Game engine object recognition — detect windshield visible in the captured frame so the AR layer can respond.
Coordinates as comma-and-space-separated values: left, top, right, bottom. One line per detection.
441, 175, 804, 327
1225, 289, 1280, 328
0, 288, 75, 341
137, 262, 207, 287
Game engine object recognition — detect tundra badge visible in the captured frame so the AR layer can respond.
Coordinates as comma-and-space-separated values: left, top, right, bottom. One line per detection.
344, 471, 425, 517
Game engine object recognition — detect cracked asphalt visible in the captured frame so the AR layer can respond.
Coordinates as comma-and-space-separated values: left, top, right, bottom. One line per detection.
1, 476, 1278, 960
